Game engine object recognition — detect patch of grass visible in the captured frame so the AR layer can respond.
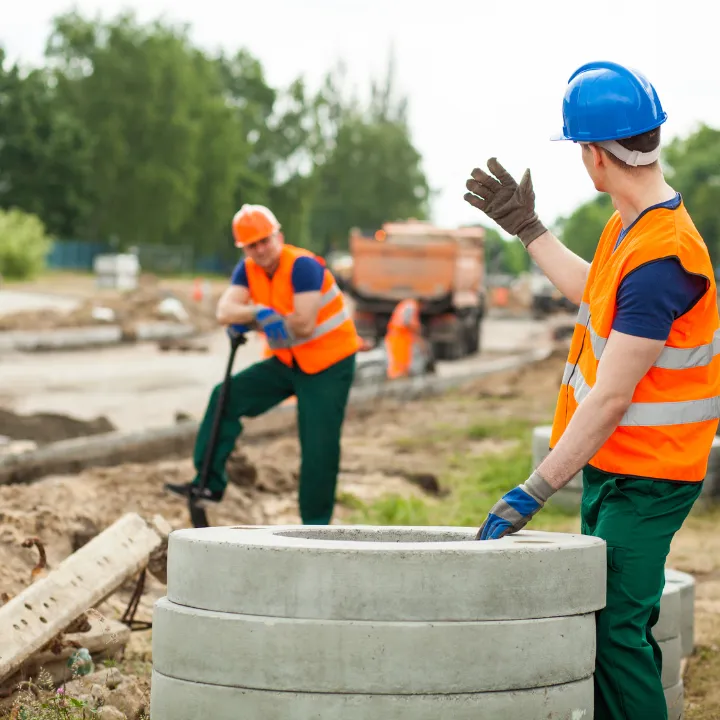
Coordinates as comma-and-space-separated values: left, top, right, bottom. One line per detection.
393, 416, 539, 454
349, 441, 578, 529
686, 644, 720, 719
465, 417, 533, 441
336, 491, 365, 510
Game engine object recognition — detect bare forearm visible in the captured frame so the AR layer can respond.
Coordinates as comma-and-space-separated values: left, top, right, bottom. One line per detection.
528, 231, 590, 305
216, 301, 257, 326
537, 389, 628, 489
285, 313, 314, 338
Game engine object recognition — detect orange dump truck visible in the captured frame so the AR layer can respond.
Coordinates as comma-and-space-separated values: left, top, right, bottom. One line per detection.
345, 221, 486, 360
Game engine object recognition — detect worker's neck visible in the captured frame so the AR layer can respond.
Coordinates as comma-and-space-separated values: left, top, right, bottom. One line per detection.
261, 259, 280, 276
609, 170, 677, 228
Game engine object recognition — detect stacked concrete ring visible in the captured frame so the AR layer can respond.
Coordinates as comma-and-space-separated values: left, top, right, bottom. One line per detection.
665, 568, 696, 658
656, 577, 685, 720
151, 526, 607, 720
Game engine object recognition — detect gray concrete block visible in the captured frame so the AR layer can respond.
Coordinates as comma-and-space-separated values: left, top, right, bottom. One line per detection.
665, 680, 684, 720
659, 636, 682, 690
665, 568, 696, 657
656, 578, 682, 642
167, 526, 607, 621
150, 670, 595, 720
152, 597, 596, 694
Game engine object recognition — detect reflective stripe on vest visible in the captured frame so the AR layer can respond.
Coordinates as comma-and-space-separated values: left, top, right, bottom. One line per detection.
577, 301, 720, 370
290, 284, 351, 347
562, 360, 720, 427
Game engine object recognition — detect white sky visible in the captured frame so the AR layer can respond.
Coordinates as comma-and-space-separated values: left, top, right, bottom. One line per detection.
3, 0, 718, 231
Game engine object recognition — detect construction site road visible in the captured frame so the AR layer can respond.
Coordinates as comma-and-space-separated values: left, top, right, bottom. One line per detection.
0, 289, 79, 315
0, 317, 549, 432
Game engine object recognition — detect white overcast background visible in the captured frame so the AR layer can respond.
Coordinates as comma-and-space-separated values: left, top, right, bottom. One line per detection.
3, 0, 717, 231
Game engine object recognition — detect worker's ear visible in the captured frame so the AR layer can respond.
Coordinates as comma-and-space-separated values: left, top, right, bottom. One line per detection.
276, 232, 285, 245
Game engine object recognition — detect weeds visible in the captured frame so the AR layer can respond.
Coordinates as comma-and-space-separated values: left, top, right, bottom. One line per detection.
4, 670, 95, 720
349, 417, 578, 530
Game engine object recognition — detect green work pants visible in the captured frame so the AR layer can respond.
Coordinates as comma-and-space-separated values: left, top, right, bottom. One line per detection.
192, 353, 356, 524
581, 465, 702, 720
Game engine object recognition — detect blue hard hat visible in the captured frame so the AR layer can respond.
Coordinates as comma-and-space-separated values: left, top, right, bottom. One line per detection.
551, 61, 667, 143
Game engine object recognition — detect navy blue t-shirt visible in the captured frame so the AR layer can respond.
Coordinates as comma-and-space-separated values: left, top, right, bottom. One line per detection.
231, 256, 325, 293
612, 193, 708, 341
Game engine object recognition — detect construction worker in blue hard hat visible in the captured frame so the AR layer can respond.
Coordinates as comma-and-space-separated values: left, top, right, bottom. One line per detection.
465, 61, 720, 719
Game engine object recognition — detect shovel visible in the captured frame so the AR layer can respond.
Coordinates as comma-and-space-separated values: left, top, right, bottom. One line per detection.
189, 326, 247, 528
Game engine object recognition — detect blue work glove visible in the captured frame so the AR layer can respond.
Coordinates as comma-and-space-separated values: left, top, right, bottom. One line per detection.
255, 305, 294, 350
476, 470, 556, 540
227, 324, 250, 339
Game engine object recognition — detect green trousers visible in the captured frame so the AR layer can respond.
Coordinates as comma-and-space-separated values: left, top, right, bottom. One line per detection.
192, 353, 356, 525
581, 465, 702, 720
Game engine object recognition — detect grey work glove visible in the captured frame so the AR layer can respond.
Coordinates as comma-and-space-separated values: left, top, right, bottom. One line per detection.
464, 158, 547, 248
475, 470, 556, 540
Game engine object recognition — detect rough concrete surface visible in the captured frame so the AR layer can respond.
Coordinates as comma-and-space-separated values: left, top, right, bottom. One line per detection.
150, 670, 595, 720
665, 568, 696, 657
152, 597, 596, 694
659, 635, 683, 690
166, 526, 607, 621
656, 579, 683, 642
665, 681, 684, 720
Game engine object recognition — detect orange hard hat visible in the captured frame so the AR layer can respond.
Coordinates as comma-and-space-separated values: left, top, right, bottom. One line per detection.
232, 204, 281, 247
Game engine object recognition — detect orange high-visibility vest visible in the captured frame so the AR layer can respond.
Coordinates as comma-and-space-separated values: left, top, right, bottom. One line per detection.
385, 299, 421, 379
245, 245, 362, 374
257, 332, 274, 359
550, 200, 720, 482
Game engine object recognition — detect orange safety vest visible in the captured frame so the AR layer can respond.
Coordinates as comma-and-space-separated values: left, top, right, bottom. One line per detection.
245, 244, 362, 374
385, 299, 421, 379
258, 332, 274, 359
550, 200, 720, 482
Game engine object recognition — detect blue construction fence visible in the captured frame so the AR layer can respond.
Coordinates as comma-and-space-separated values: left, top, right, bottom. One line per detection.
45, 239, 236, 276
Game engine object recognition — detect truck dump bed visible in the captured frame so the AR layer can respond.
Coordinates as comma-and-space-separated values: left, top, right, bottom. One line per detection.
348, 223, 484, 309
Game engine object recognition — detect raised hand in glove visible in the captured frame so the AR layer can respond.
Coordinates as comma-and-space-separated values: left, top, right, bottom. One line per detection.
255, 306, 295, 350
464, 158, 547, 248
476, 470, 556, 540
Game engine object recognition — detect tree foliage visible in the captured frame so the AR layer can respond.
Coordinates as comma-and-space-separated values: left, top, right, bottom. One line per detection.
0, 11, 430, 264
0, 207, 52, 279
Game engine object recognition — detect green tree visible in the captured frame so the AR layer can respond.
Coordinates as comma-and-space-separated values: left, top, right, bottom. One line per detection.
555, 194, 614, 262
481, 226, 529, 276
0, 48, 93, 237
309, 56, 430, 253
0, 208, 52, 279
45, 11, 246, 250
664, 124, 720, 267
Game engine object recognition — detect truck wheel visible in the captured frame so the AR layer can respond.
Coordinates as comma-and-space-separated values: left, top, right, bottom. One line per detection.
460, 312, 481, 356
470, 319, 482, 355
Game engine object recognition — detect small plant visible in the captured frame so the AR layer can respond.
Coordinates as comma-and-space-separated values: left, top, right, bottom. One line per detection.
7, 670, 96, 720
0, 208, 52, 281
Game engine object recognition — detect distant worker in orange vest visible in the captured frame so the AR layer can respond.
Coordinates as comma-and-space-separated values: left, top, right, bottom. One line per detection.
165, 204, 363, 525
384, 298, 429, 379
465, 61, 720, 719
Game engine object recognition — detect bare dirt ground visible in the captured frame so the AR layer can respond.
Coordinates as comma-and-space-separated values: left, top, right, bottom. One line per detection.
0, 274, 219, 335
0, 316, 546, 432
2, 350, 717, 717
1, 276, 716, 717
